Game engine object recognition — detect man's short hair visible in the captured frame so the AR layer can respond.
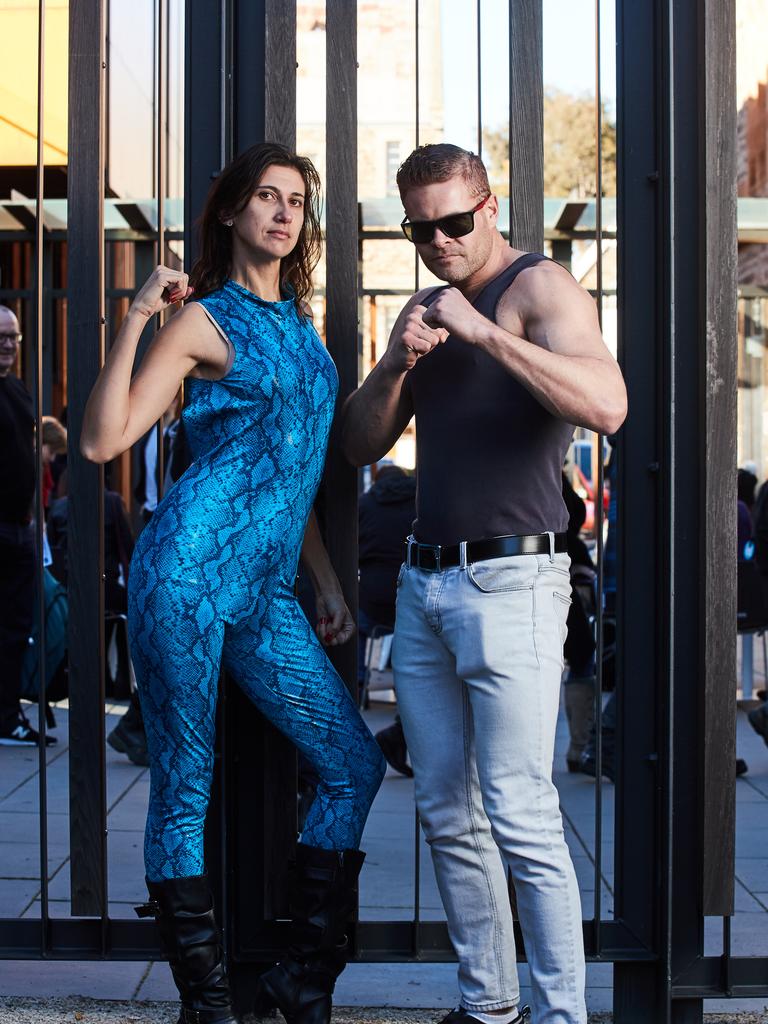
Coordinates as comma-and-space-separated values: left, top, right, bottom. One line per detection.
396, 144, 491, 200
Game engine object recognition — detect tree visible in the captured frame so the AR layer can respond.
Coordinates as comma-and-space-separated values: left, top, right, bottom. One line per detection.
483, 88, 617, 198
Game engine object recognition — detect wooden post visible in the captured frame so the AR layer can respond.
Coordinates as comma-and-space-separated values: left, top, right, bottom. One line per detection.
508, 0, 543, 252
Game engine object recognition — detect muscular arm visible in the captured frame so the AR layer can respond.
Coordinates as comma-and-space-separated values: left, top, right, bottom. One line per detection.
341, 289, 446, 466
424, 263, 627, 436
80, 267, 223, 463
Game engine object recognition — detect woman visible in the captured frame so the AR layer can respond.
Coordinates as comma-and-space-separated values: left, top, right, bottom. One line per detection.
81, 143, 385, 1024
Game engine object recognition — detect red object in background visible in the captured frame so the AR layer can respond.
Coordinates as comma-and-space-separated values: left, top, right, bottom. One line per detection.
42, 463, 54, 510
573, 464, 610, 536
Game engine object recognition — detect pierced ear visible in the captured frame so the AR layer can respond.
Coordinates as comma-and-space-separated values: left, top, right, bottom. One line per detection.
224, 219, 234, 227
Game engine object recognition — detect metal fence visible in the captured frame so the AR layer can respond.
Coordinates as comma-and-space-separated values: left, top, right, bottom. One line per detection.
0, 2, 764, 1023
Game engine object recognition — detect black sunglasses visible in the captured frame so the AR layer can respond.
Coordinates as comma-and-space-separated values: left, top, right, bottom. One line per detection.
400, 194, 490, 244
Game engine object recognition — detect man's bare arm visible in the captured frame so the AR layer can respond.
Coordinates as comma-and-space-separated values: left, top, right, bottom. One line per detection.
341, 289, 447, 466
423, 263, 627, 436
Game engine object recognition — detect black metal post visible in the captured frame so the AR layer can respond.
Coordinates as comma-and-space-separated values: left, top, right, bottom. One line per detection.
614, 0, 738, 1020
324, 0, 359, 697
66, 0, 108, 921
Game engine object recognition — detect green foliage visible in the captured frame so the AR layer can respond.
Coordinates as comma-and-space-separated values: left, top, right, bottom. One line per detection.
483, 88, 617, 198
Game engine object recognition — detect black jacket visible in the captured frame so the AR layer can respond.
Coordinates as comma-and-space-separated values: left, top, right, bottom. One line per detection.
358, 468, 417, 627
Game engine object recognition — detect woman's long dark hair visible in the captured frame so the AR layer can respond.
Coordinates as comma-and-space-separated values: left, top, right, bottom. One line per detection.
189, 143, 323, 309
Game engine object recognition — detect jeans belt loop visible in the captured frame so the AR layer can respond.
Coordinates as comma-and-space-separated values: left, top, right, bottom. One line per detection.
459, 540, 468, 570
547, 530, 555, 561
406, 534, 415, 569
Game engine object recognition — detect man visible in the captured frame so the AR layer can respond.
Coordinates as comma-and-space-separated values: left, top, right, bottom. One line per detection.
0, 305, 55, 746
342, 145, 626, 1024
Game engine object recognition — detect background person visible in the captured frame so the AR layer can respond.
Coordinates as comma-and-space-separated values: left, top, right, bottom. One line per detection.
0, 305, 55, 747
358, 462, 417, 776
133, 396, 183, 525
41, 416, 67, 511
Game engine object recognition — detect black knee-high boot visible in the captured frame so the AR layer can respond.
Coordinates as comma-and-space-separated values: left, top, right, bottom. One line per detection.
136, 875, 237, 1024
256, 844, 365, 1024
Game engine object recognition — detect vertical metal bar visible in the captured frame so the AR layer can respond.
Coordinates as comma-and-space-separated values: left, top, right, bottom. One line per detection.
414, 0, 420, 292
414, 0, 420, 149
67, 0, 108, 920
34, 0, 50, 951
612, 0, 665, 1008
155, 0, 167, 498
476, 0, 482, 156
721, 916, 733, 997
592, 0, 605, 952
220, 0, 228, 170
183, 0, 224, 268
661, 1, 676, 1015
413, 804, 421, 956
411, 3, 421, 937
324, 0, 359, 694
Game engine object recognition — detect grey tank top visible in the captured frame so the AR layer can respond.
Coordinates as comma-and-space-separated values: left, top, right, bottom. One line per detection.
407, 253, 574, 546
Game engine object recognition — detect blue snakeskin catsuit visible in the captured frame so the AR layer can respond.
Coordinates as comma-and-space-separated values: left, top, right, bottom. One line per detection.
127, 280, 385, 882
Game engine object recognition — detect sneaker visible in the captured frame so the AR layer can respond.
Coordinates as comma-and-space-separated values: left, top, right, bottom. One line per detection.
437, 1008, 531, 1024
579, 751, 615, 783
748, 704, 768, 747
0, 715, 57, 747
375, 718, 413, 778
107, 717, 149, 766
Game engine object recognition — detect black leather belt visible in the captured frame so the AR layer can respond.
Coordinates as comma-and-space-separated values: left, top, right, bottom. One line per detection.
405, 532, 568, 572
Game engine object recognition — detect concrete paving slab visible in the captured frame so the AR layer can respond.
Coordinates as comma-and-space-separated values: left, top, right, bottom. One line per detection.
46, 835, 146, 904
703, 998, 768, 1017
0, 811, 71, 847
734, 801, 768, 829
0, 960, 150, 1000
2, 776, 68, 817
20, 900, 150, 920
0, 879, 40, 917
133, 961, 175, 1001
733, 880, 768, 912
357, 906, 445, 921
0, 842, 69, 880
705, 912, 768, 956
734, 859, 768, 893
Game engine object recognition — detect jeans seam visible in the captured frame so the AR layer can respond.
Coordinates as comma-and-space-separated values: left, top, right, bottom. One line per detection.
531, 578, 540, 669
461, 686, 510, 1001
432, 570, 448, 635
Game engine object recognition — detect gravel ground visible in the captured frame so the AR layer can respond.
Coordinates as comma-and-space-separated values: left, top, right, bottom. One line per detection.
0, 1000, 766, 1024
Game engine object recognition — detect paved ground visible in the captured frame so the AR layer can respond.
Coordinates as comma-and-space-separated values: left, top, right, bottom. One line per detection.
1, 669, 767, 1020
1, 997, 767, 1024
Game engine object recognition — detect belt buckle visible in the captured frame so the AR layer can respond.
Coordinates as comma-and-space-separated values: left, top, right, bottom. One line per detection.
420, 543, 441, 573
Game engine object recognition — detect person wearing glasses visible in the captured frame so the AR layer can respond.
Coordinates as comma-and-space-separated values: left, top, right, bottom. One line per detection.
342, 144, 627, 1024
81, 143, 385, 1024
0, 306, 56, 747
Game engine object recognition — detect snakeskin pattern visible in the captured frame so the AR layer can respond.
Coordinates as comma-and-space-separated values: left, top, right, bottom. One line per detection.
127, 281, 385, 881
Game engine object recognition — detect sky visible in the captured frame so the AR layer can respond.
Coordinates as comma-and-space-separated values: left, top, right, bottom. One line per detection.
441, 0, 617, 149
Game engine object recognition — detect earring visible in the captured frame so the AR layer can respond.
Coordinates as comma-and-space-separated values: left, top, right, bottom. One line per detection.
225, 220, 233, 227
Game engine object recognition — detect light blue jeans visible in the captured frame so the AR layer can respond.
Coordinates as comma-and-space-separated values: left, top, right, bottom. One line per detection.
392, 550, 586, 1024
